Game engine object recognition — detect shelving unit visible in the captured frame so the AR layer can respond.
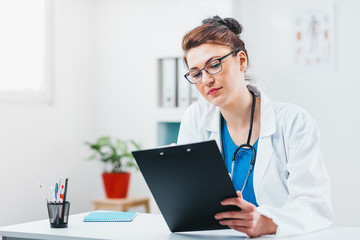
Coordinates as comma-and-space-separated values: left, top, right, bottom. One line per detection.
156, 57, 200, 146
154, 107, 185, 145
154, 107, 186, 122
157, 122, 181, 146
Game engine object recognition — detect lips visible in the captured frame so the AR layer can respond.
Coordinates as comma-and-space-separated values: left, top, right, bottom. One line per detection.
208, 87, 222, 95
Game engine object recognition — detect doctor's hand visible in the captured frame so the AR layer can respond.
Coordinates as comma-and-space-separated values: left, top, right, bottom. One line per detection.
215, 191, 278, 237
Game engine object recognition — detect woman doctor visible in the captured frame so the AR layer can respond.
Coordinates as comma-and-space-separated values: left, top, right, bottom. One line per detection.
177, 16, 334, 237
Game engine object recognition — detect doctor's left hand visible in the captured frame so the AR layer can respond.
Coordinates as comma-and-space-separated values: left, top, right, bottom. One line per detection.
215, 191, 278, 237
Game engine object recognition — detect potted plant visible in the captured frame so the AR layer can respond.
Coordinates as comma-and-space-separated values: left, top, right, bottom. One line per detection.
85, 136, 141, 198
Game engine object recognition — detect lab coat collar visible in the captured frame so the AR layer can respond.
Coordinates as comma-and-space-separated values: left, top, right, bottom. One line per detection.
199, 84, 276, 138
250, 85, 276, 137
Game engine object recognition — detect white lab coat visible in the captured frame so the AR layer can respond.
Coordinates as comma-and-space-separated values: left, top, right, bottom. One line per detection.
177, 85, 334, 237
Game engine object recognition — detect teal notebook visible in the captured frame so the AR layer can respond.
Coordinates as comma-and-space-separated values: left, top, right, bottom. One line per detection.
83, 212, 137, 222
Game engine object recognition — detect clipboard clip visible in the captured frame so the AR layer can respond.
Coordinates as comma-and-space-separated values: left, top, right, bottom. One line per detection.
159, 147, 191, 156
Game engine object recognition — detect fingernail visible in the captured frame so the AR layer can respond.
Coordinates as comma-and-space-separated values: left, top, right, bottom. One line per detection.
214, 214, 219, 219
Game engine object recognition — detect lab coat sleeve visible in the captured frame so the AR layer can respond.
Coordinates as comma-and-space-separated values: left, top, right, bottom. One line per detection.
257, 110, 334, 237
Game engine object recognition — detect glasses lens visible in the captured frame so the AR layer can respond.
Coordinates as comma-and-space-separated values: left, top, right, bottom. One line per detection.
206, 59, 222, 75
187, 70, 202, 83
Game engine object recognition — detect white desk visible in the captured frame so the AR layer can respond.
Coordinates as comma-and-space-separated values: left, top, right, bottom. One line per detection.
1, 212, 360, 240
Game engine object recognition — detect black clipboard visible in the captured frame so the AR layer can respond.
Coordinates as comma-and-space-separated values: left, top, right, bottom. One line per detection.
132, 140, 239, 232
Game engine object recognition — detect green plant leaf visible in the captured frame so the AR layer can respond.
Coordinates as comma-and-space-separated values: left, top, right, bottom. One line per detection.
97, 136, 111, 145
85, 136, 141, 173
84, 154, 97, 161
115, 139, 127, 153
126, 161, 139, 170
101, 155, 114, 163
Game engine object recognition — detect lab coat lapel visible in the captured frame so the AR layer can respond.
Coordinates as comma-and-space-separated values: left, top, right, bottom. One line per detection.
253, 91, 276, 197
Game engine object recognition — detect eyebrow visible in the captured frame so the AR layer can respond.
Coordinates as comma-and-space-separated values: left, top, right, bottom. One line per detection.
189, 56, 221, 71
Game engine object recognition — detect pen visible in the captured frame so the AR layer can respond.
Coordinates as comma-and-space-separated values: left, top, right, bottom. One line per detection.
61, 178, 69, 222
63, 178, 69, 202
49, 186, 55, 203
60, 185, 64, 201
38, 183, 50, 203
57, 176, 64, 202
55, 183, 58, 201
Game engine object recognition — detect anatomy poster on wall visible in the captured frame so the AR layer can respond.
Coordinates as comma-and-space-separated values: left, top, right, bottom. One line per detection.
293, 3, 335, 72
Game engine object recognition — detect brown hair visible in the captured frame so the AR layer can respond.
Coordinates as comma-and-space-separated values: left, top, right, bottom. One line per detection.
182, 16, 248, 67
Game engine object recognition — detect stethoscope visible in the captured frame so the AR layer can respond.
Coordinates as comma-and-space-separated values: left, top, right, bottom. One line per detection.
221, 90, 257, 193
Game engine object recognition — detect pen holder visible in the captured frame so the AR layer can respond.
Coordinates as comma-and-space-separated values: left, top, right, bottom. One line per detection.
47, 201, 70, 228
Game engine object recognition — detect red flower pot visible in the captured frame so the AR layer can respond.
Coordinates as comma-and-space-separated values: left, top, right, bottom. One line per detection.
102, 172, 130, 198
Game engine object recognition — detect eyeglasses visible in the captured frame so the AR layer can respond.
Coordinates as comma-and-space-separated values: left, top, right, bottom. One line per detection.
184, 49, 240, 84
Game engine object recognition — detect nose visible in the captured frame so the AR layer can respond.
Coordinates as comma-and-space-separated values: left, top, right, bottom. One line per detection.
201, 71, 215, 86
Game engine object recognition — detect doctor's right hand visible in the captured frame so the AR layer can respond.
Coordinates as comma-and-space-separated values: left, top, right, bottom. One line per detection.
214, 191, 278, 237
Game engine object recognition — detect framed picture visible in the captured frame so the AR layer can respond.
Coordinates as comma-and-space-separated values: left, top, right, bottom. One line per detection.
293, 2, 335, 72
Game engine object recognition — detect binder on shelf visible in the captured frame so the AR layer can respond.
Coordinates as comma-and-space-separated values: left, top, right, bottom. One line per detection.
161, 58, 177, 108
177, 58, 190, 108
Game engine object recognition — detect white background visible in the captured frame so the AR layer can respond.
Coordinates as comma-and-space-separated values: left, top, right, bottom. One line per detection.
0, 0, 359, 229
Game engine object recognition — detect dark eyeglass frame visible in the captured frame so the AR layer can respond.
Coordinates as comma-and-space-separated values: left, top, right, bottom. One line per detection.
184, 49, 241, 84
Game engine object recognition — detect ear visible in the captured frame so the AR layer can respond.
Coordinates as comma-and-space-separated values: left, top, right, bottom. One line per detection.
237, 50, 248, 72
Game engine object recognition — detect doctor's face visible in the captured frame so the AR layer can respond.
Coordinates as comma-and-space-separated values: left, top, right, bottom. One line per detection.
185, 43, 248, 108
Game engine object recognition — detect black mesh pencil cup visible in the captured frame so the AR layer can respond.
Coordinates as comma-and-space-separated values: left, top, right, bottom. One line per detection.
47, 202, 70, 228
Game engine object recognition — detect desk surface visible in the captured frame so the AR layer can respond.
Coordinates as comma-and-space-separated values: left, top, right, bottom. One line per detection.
1, 212, 360, 240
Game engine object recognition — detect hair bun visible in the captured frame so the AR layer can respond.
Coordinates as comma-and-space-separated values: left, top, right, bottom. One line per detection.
202, 16, 242, 35
223, 18, 242, 35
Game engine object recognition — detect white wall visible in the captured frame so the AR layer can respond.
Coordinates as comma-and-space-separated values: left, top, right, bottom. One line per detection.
233, 0, 360, 227
93, 0, 232, 212
1, 0, 357, 229
0, 0, 103, 226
